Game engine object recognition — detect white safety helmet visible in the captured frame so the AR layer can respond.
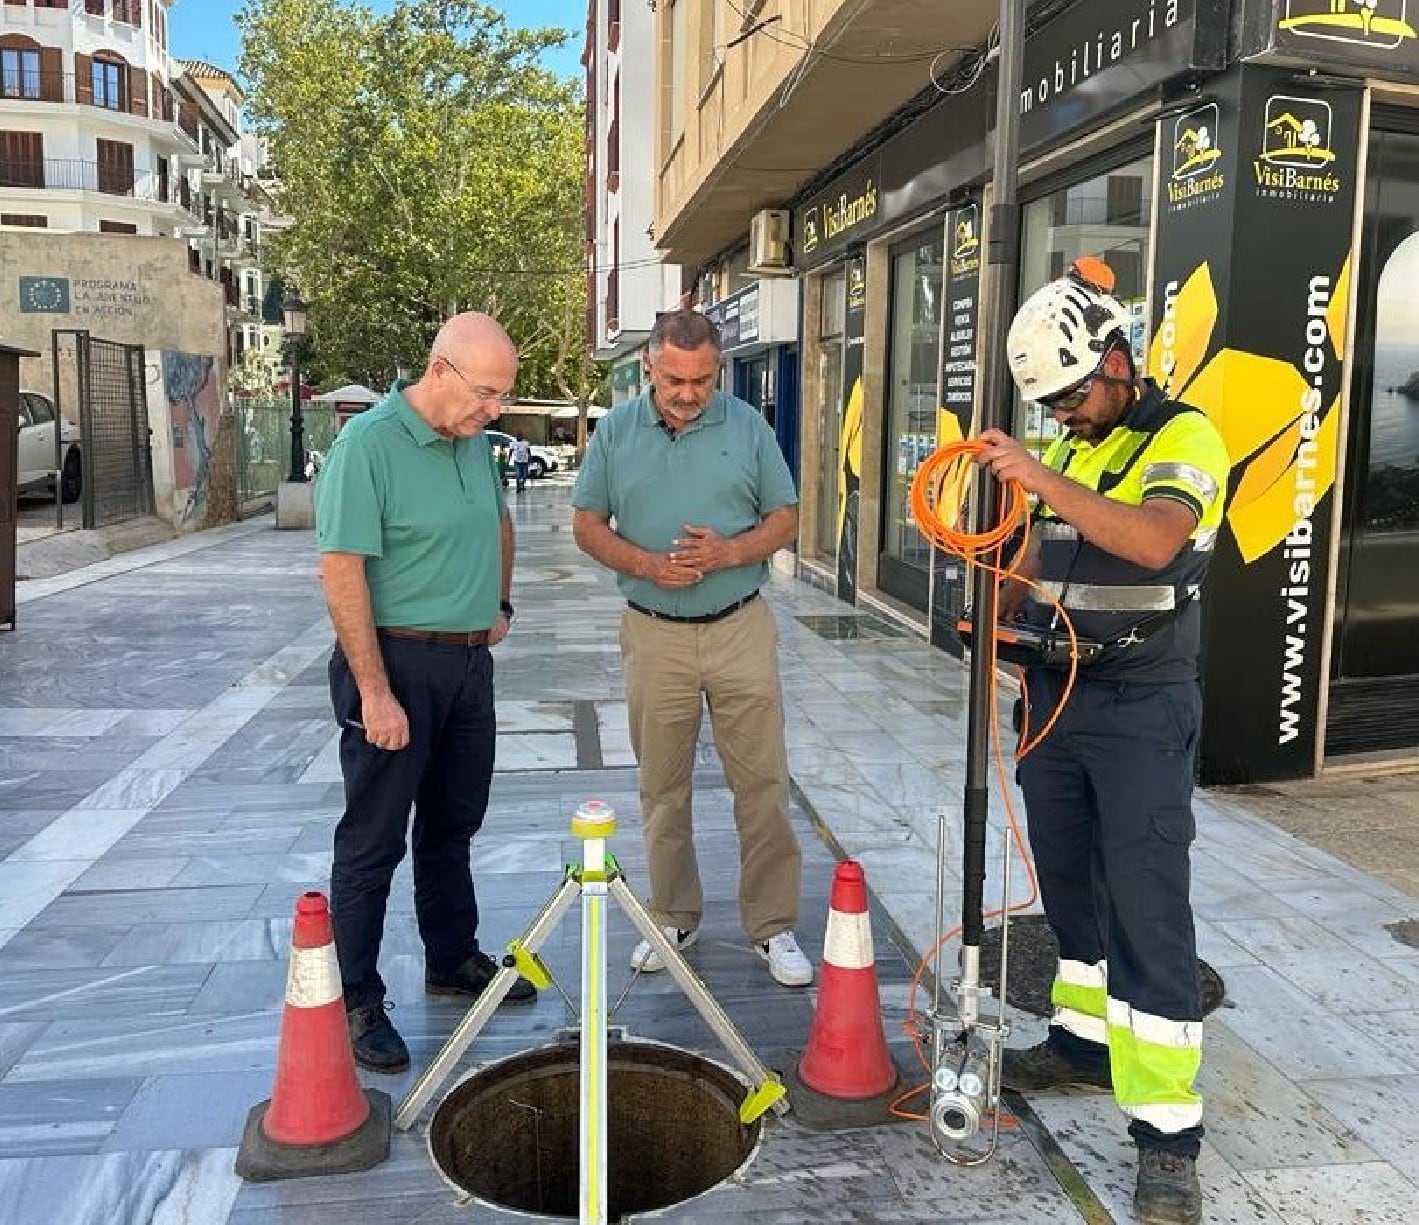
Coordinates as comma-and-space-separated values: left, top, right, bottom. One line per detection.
1006, 257, 1133, 401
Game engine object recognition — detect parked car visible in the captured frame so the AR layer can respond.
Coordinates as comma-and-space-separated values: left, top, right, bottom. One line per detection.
485, 429, 559, 479
16, 390, 82, 503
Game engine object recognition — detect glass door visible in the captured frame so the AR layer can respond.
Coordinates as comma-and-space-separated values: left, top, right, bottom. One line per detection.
879, 227, 945, 611
814, 272, 846, 560
1330, 120, 1419, 754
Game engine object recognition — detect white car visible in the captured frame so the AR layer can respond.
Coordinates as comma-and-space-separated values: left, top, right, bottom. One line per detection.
485, 429, 558, 479
16, 390, 82, 504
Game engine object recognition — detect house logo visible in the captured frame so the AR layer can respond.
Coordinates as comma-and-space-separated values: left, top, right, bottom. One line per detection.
1254, 96, 1343, 202
847, 259, 866, 310
950, 205, 981, 278
18, 276, 70, 314
1173, 104, 1223, 179
1167, 103, 1226, 210
801, 206, 821, 255
1261, 97, 1336, 168
1280, 0, 1416, 50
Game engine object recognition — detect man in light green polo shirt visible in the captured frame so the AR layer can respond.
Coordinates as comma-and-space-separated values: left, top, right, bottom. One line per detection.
315, 311, 535, 1075
572, 308, 812, 988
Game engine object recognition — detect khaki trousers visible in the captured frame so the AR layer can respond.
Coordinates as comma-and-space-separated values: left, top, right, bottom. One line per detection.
620, 596, 800, 943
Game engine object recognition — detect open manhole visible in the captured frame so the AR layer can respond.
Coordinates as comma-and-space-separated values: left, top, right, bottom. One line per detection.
430, 1039, 760, 1221
980, 915, 1226, 1018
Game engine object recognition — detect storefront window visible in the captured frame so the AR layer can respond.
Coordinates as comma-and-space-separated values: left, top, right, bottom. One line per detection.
881, 229, 945, 603
814, 271, 845, 559
1016, 154, 1153, 451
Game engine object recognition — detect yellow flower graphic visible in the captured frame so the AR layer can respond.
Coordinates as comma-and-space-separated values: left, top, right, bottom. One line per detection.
1147, 258, 1351, 562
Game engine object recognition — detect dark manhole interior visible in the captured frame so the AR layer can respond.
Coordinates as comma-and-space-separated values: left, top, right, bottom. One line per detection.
430, 1041, 760, 1221
980, 916, 1227, 1018
795, 613, 907, 641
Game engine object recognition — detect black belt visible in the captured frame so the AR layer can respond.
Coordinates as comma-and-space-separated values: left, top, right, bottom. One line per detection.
628, 591, 759, 624
379, 626, 490, 646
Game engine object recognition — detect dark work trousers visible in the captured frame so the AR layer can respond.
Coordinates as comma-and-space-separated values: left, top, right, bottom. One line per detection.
1018, 669, 1204, 1158
328, 636, 495, 1009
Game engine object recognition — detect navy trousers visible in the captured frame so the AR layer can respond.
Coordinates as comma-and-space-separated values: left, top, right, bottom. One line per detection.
1019, 670, 1204, 1157
328, 636, 495, 1009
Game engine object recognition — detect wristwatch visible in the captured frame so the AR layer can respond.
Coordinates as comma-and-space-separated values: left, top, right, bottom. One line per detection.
500, 599, 515, 620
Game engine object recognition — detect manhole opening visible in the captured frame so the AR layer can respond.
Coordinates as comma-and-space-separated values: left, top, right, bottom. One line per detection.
979, 915, 1226, 1017
430, 1040, 760, 1221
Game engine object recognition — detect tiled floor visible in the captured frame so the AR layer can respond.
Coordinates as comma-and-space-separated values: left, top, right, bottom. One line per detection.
0, 483, 1415, 1223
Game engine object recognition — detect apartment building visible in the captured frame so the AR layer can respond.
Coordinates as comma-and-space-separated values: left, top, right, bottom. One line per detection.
584, 0, 681, 406
173, 60, 279, 376
0, 0, 187, 235
649, 0, 1419, 784
0, 1, 287, 527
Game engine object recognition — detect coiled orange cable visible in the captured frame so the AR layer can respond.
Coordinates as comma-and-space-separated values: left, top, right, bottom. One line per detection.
888, 438, 1082, 1122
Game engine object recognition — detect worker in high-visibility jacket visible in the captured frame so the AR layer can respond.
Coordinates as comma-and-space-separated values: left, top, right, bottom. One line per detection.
974, 259, 1229, 1225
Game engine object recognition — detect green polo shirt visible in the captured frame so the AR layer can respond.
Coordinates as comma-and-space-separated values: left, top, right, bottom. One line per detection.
314, 381, 506, 631
572, 390, 798, 616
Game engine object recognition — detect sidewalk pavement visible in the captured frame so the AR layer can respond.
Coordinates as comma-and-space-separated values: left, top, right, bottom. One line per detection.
0, 482, 1415, 1224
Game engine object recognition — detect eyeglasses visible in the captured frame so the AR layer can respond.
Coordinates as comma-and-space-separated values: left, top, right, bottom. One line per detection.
438, 355, 514, 407
1038, 376, 1096, 415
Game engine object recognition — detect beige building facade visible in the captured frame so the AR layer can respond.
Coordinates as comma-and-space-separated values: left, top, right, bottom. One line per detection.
1, 230, 227, 527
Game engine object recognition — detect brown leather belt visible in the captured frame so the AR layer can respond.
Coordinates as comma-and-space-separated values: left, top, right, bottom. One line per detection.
379, 626, 490, 646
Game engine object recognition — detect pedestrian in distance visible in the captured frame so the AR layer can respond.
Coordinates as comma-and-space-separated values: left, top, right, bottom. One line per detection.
511, 432, 532, 494
973, 258, 1229, 1225
571, 307, 813, 989
314, 311, 534, 1075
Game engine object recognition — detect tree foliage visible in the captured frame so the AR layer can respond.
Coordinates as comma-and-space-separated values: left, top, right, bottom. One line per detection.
237, 0, 602, 404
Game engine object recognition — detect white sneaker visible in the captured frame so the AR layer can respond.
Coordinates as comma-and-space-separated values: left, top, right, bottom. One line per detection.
756, 930, 814, 987
630, 926, 699, 973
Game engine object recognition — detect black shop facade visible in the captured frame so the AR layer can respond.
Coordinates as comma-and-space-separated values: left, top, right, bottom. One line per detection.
789, 0, 1419, 784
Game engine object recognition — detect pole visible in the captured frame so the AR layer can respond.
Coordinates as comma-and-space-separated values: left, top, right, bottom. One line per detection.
287, 341, 306, 483
961, 0, 1026, 960
928, 0, 1028, 1165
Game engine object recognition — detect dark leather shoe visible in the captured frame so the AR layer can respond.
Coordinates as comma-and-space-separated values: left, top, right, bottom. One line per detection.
426, 950, 536, 1005
1001, 1039, 1112, 1092
1135, 1148, 1202, 1225
346, 1002, 409, 1073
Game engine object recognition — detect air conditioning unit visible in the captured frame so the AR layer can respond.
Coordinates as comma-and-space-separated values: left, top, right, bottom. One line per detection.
747, 208, 792, 276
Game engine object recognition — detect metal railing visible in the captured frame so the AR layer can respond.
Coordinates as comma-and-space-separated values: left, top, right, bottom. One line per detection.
235, 399, 338, 507
0, 71, 180, 124
0, 156, 183, 202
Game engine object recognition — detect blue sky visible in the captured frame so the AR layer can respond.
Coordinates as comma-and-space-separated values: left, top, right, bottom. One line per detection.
171, 1, 585, 79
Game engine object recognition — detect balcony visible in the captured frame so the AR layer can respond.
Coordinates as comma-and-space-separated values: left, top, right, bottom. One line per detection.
0, 71, 181, 126
657, 0, 997, 265
0, 156, 179, 204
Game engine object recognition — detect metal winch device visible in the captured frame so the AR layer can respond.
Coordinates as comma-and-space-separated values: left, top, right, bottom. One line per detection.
395, 799, 787, 1225
926, 0, 1028, 1167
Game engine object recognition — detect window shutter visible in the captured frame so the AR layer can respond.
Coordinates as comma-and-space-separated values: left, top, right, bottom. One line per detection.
39, 46, 61, 102
75, 52, 91, 104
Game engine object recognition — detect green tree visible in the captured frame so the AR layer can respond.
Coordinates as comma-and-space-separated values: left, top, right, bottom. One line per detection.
237, 0, 599, 400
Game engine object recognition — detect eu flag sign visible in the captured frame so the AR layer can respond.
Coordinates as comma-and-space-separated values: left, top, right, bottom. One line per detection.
18, 276, 71, 314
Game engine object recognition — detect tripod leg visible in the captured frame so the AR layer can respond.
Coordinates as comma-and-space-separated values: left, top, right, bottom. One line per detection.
609, 877, 788, 1120
396, 876, 581, 1130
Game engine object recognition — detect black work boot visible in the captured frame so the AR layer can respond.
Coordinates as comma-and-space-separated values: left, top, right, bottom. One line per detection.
1000, 1039, 1112, 1092
1135, 1148, 1202, 1225
346, 1002, 410, 1073
425, 950, 537, 1004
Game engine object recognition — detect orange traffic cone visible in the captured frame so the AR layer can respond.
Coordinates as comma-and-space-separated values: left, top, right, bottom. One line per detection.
797, 861, 898, 1100
235, 891, 391, 1182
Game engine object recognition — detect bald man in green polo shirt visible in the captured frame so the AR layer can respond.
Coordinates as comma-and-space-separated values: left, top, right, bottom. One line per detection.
572, 308, 812, 989
315, 312, 536, 1075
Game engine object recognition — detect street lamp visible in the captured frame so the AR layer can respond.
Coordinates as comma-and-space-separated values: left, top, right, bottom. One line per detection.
283, 293, 309, 482
395, 357, 411, 383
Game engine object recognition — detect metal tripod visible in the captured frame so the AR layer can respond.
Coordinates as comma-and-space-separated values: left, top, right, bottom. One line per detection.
395, 800, 788, 1225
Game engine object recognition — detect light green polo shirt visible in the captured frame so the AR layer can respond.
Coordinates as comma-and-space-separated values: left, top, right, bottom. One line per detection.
572, 390, 798, 616
314, 381, 507, 631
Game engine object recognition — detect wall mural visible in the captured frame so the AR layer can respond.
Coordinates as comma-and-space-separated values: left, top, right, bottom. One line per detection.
162, 350, 219, 525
